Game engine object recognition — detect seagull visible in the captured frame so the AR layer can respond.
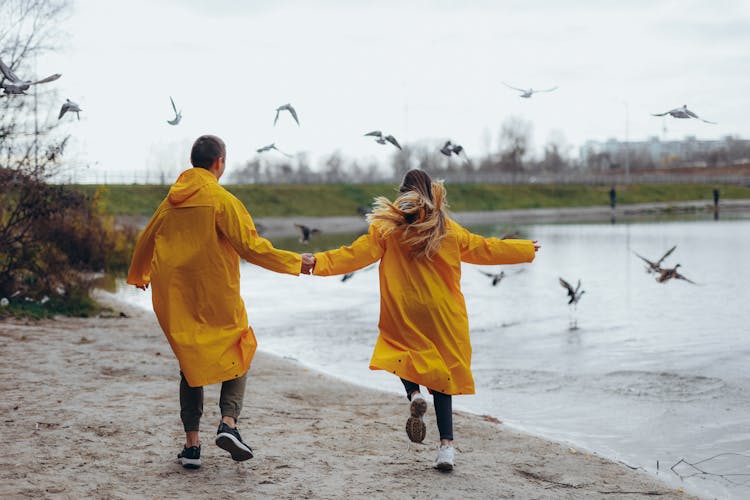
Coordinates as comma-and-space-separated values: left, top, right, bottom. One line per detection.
294, 223, 321, 244
256, 143, 292, 158
167, 96, 182, 125
364, 131, 402, 150
479, 270, 506, 286
0, 56, 61, 95
559, 277, 585, 305
440, 140, 466, 157
634, 246, 676, 274
656, 264, 696, 284
500, 231, 520, 240
502, 82, 558, 98
651, 105, 716, 124
274, 103, 299, 126
58, 99, 81, 120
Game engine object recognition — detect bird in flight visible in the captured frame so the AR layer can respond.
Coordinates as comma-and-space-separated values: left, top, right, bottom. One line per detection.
559, 277, 585, 305
440, 140, 467, 159
634, 246, 677, 274
274, 103, 299, 126
364, 131, 402, 150
502, 82, 558, 98
656, 264, 696, 284
652, 105, 716, 124
256, 143, 292, 158
294, 223, 321, 244
0, 57, 60, 95
167, 96, 182, 125
479, 270, 506, 286
58, 99, 82, 120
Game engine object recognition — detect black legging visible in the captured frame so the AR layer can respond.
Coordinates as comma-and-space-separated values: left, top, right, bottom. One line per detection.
401, 378, 453, 441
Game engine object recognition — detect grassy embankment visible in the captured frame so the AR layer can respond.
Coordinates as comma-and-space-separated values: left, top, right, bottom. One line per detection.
74, 183, 750, 217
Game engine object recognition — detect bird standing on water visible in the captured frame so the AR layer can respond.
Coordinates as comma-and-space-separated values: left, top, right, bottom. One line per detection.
364, 131, 402, 150
167, 96, 182, 125
294, 223, 321, 244
559, 277, 584, 330
274, 103, 299, 126
502, 82, 558, 98
58, 99, 82, 120
0, 57, 60, 95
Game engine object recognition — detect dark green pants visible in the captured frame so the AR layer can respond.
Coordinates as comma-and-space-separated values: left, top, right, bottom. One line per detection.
179, 371, 248, 432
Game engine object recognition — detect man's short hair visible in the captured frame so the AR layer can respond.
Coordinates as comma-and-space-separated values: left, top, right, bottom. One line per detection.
190, 135, 226, 169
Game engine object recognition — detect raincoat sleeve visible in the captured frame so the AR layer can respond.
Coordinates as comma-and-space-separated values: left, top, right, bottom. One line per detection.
456, 221, 535, 265
126, 210, 162, 287
216, 194, 301, 275
312, 224, 384, 276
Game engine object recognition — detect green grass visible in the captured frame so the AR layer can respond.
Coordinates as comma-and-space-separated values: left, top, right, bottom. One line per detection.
72, 183, 750, 218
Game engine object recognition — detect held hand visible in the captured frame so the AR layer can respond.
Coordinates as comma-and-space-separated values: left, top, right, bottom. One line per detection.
301, 253, 316, 275
532, 239, 541, 252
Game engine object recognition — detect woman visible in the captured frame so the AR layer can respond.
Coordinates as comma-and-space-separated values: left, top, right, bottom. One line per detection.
307, 169, 540, 471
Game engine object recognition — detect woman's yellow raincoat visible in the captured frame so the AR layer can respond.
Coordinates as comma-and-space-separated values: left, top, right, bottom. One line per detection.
127, 168, 301, 387
313, 219, 535, 395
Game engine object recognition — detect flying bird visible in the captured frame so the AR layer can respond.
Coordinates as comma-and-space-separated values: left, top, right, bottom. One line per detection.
656, 264, 696, 284
502, 82, 558, 98
256, 143, 292, 158
440, 140, 466, 158
559, 277, 585, 305
274, 103, 299, 126
341, 264, 376, 283
167, 96, 182, 125
651, 105, 716, 124
58, 99, 81, 120
634, 246, 677, 274
0, 57, 61, 95
294, 223, 321, 244
479, 270, 506, 286
364, 130, 402, 150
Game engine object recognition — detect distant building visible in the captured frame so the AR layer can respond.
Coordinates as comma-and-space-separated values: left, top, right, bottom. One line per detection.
580, 136, 750, 170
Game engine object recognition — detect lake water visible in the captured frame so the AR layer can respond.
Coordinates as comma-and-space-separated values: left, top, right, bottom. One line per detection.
115, 214, 750, 499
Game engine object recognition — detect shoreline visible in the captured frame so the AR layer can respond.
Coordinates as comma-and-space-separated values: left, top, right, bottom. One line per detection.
0, 295, 696, 499
116, 198, 750, 237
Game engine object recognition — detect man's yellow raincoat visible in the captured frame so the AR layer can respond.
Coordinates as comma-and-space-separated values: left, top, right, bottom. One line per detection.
127, 168, 301, 387
313, 219, 535, 395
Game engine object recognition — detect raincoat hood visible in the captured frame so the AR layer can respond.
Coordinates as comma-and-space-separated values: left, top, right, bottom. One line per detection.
167, 167, 216, 205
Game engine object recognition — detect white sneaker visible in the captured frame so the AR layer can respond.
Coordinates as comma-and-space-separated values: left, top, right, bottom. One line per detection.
406, 393, 427, 443
434, 444, 455, 471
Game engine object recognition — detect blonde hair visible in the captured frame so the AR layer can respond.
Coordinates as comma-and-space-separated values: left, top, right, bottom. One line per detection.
366, 170, 448, 259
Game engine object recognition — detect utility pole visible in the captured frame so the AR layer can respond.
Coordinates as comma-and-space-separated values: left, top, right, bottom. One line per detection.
624, 101, 630, 184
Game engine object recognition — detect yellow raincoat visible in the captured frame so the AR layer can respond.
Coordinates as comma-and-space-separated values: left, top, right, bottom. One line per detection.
313, 219, 535, 395
127, 168, 301, 387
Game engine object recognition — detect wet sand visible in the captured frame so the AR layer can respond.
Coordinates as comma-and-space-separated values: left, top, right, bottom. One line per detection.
0, 295, 697, 499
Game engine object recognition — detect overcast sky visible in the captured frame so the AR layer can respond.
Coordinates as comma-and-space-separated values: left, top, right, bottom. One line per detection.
39, 0, 750, 182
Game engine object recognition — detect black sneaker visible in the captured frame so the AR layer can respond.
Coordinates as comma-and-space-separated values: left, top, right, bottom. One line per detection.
215, 422, 253, 461
177, 445, 201, 469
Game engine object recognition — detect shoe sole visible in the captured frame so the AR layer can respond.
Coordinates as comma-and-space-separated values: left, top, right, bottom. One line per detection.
216, 432, 254, 461
179, 457, 201, 469
435, 461, 454, 471
406, 396, 427, 443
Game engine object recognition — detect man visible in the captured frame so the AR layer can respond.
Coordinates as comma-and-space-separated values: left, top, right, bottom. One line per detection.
127, 135, 313, 469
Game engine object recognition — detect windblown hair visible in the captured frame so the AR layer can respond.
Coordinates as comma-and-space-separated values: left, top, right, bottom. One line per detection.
367, 169, 448, 259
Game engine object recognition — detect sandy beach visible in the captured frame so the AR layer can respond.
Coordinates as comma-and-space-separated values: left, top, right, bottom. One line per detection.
0, 294, 698, 500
